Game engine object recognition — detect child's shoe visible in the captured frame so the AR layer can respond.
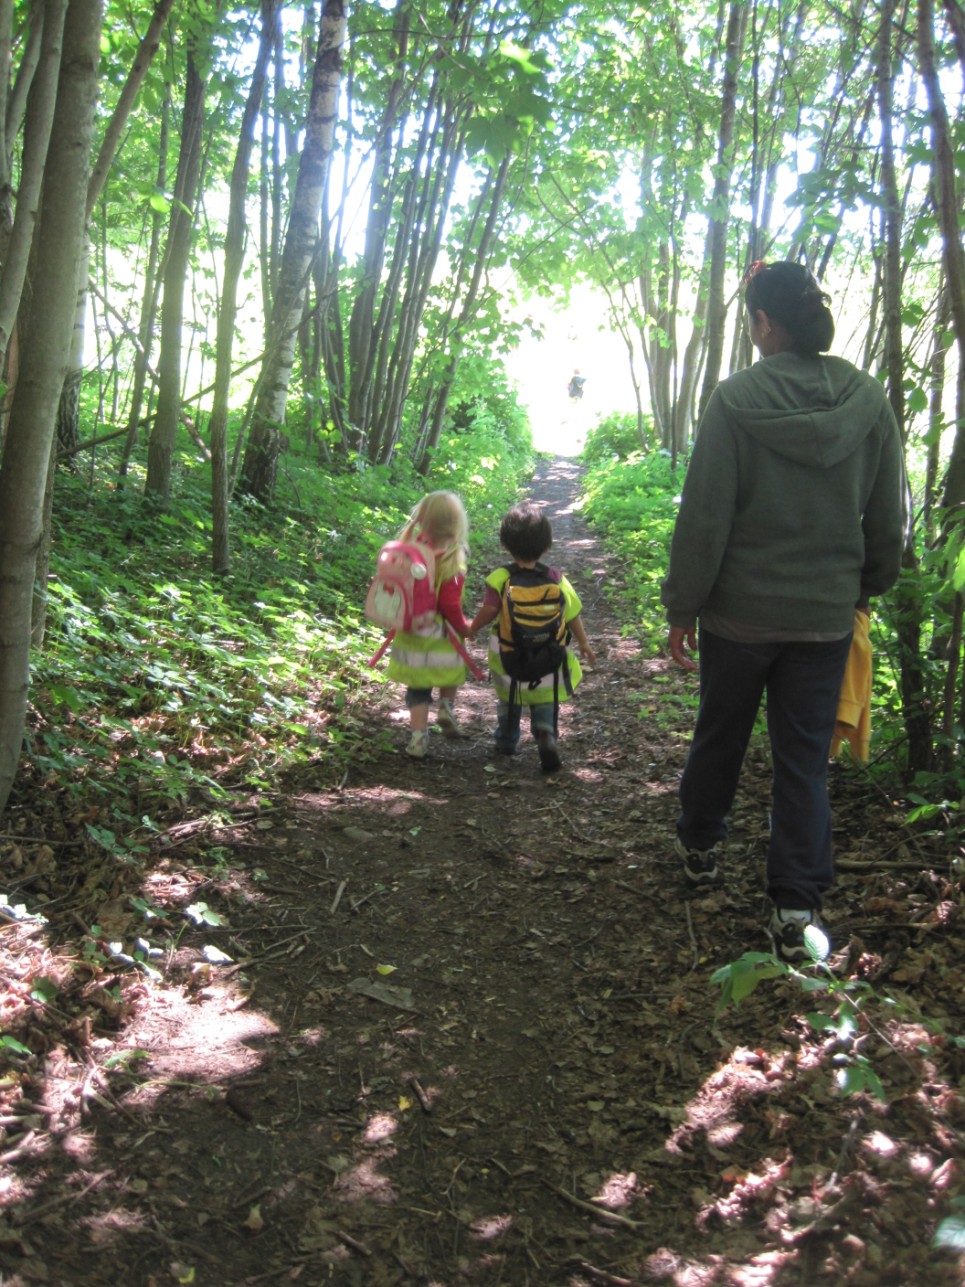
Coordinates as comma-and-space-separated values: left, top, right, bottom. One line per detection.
536, 730, 562, 772
405, 731, 429, 759
436, 699, 461, 738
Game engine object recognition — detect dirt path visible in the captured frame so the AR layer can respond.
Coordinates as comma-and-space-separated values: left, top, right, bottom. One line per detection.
3, 458, 963, 1286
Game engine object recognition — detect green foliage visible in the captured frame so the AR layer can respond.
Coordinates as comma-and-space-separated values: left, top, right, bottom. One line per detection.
711, 945, 954, 1105
0, 1033, 31, 1057
934, 1198, 965, 1251
871, 535, 965, 787
711, 952, 788, 1008
580, 448, 680, 642
581, 412, 650, 465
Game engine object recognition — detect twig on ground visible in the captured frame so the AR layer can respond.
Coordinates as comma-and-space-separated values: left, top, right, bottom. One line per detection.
684, 901, 699, 970
14, 1169, 112, 1226
541, 1179, 643, 1231
549, 802, 617, 848
563, 1259, 634, 1286
222, 930, 311, 974
407, 1076, 432, 1113
349, 887, 384, 913
0, 1130, 42, 1165
836, 857, 949, 871
337, 1230, 372, 1256
0, 833, 85, 847
331, 879, 347, 913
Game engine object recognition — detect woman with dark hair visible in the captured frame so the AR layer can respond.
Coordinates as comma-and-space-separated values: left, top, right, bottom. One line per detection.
661, 261, 907, 962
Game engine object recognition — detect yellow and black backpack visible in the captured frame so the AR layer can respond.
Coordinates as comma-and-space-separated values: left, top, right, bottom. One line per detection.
497, 563, 573, 719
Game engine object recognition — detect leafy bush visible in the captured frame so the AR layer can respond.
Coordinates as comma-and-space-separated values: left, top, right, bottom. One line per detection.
581, 411, 650, 464
581, 449, 681, 644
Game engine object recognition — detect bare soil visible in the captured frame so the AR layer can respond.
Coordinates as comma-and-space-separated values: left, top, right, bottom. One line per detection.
2, 458, 965, 1287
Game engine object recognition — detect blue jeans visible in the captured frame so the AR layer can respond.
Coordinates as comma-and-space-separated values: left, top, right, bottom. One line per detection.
677, 627, 852, 910
494, 700, 557, 752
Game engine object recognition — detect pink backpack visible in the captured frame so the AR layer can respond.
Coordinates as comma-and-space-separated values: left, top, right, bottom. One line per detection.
364, 541, 438, 635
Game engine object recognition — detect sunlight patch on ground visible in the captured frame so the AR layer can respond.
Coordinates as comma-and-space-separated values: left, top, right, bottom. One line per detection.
334, 1153, 396, 1204
592, 1170, 638, 1210
364, 1111, 397, 1143
643, 1246, 790, 1284
118, 983, 278, 1105
469, 1213, 512, 1240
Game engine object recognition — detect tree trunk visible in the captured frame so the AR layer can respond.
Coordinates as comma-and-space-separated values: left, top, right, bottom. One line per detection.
239, 0, 346, 502
145, 50, 205, 503
918, 0, 965, 773
876, 0, 930, 775
346, 0, 408, 431
118, 87, 169, 481
920, 0, 965, 503
0, 0, 66, 367
55, 0, 175, 463
210, 0, 277, 574
414, 153, 511, 472
0, 3, 43, 273
924, 283, 951, 535
0, 0, 100, 818
85, 0, 175, 221
696, 1, 748, 423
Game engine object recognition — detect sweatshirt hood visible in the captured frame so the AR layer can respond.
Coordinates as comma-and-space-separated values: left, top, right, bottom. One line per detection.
715, 352, 888, 468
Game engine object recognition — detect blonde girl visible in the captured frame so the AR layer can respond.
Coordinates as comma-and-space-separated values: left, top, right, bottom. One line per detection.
386, 491, 472, 758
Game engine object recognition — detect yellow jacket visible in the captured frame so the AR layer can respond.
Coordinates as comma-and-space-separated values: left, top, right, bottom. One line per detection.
831, 610, 872, 762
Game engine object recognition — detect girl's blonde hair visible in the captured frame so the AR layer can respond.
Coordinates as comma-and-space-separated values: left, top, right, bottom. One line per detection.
398, 490, 468, 583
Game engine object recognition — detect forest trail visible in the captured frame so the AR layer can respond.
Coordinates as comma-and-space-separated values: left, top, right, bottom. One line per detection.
2, 458, 963, 1287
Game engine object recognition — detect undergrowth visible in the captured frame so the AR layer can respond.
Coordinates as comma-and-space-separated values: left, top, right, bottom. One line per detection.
579, 429, 680, 645
22, 419, 532, 852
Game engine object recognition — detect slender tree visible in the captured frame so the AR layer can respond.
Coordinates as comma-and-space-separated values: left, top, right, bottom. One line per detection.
0, 0, 101, 818
696, 1, 748, 422
145, 44, 207, 503
239, 0, 346, 501
210, 0, 277, 573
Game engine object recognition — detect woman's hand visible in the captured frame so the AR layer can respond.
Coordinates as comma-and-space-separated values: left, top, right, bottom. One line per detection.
669, 625, 698, 671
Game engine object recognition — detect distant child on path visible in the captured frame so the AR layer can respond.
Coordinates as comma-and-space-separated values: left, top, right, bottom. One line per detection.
469, 501, 596, 771
386, 491, 473, 759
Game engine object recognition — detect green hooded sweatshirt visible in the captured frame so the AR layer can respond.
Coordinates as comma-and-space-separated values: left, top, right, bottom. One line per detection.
661, 352, 907, 635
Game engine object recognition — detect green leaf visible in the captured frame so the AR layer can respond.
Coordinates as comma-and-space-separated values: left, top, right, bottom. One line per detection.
30, 978, 59, 1004
836, 1059, 886, 1100
185, 902, 226, 927
803, 922, 831, 962
497, 39, 542, 75
906, 386, 928, 414
0, 1034, 31, 1056
934, 1214, 965, 1251
711, 952, 787, 1008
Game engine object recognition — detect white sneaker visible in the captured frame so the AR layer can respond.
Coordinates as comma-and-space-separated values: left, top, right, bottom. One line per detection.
674, 836, 722, 887
436, 699, 461, 738
768, 908, 830, 964
405, 732, 429, 759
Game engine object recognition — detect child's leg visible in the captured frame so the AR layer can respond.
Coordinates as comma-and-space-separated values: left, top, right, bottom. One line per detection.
530, 702, 562, 772
436, 685, 461, 738
494, 700, 522, 754
406, 687, 432, 731
529, 703, 557, 739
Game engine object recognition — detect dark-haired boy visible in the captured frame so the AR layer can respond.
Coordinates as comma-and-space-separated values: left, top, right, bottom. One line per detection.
469, 501, 596, 771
